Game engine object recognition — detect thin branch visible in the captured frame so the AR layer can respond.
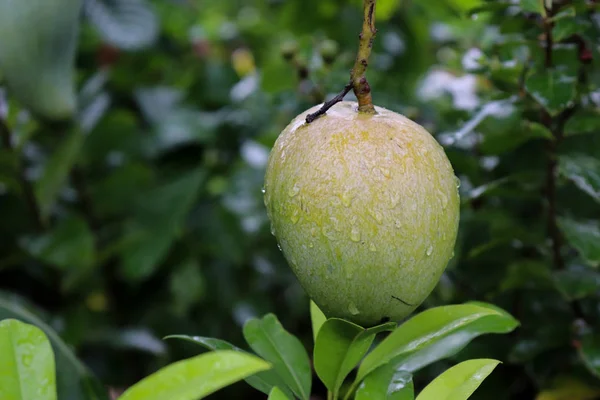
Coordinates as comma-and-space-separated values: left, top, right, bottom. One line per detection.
306, 0, 378, 123
306, 84, 352, 123
0, 118, 45, 231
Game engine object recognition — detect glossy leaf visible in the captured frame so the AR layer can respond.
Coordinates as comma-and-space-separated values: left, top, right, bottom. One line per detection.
416, 359, 500, 400
356, 367, 414, 400
0, 319, 57, 400
355, 303, 518, 384
314, 318, 395, 396
557, 217, 600, 267
268, 387, 292, 400
0, 294, 108, 400
525, 70, 576, 116
559, 154, 600, 204
243, 314, 311, 400
310, 300, 327, 343
119, 350, 271, 400
164, 335, 293, 398
553, 18, 581, 42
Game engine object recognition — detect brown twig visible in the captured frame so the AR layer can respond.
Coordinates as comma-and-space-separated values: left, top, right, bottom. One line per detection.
306, 0, 377, 123
0, 117, 45, 231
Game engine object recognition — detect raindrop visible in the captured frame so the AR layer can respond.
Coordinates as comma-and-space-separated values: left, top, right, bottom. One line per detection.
439, 191, 449, 209
290, 208, 300, 224
277, 243, 282, 252
342, 189, 355, 207
308, 242, 314, 248
348, 302, 360, 315
426, 245, 433, 256
394, 220, 403, 229
368, 209, 383, 224
350, 226, 361, 242
270, 224, 276, 236
389, 191, 400, 208
261, 187, 266, 194
288, 183, 300, 197
454, 176, 461, 189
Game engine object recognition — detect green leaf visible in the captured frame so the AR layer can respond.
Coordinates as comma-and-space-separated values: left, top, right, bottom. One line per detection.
564, 109, 600, 137
163, 335, 293, 398
557, 217, 600, 267
310, 300, 327, 343
554, 264, 600, 301
416, 359, 500, 400
0, 294, 108, 400
559, 154, 600, 203
377, 0, 402, 21
525, 70, 577, 116
355, 303, 518, 384
553, 18, 580, 42
579, 332, 600, 378
0, 319, 57, 400
243, 314, 312, 400
119, 350, 271, 400
34, 129, 84, 220
119, 168, 205, 280
84, 0, 159, 50
519, 0, 545, 14
20, 216, 96, 285
314, 318, 396, 397
356, 367, 414, 400
268, 387, 293, 400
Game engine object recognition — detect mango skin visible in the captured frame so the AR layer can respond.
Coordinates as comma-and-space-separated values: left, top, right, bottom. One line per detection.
264, 102, 460, 326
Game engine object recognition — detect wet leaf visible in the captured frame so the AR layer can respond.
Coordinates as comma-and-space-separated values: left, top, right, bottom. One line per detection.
119, 350, 271, 400
416, 359, 500, 400
0, 319, 57, 400
356, 367, 414, 400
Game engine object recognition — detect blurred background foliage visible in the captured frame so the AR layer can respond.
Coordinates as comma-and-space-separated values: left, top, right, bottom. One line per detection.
1, 0, 600, 399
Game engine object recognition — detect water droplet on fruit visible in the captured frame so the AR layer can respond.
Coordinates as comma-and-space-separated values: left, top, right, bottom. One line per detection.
369, 243, 377, 252
330, 216, 342, 232
350, 226, 361, 242
389, 191, 400, 208
455, 176, 461, 189
426, 245, 433, 256
348, 302, 360, 315
394, 220, 403, 229
270, 224, 276, 236
288, 183, 300, 197
277, 243, 282, 252
322, 226, 337, 240
342, 189, 355, 207
439, 191, 448, 209
308, 242, 314, 248
451, 250, 455, 259
261, 187, 266, 194
368, 209, 383, 224
381, 167, 391, 178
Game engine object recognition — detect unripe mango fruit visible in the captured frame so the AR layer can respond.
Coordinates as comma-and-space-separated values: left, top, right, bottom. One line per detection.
264, 102, 460, 326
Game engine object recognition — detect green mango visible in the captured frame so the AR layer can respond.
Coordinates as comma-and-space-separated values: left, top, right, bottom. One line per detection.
264, 102, 460, 326
0, 0, 82, 120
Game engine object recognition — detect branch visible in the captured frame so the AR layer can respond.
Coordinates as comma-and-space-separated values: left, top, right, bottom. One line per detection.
351, 0, 377, 113
306, 0, 377, 123
0, 117, 45, 231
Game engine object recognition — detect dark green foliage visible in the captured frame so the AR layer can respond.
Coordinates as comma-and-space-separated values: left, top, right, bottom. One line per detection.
1, 0, 600, 398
